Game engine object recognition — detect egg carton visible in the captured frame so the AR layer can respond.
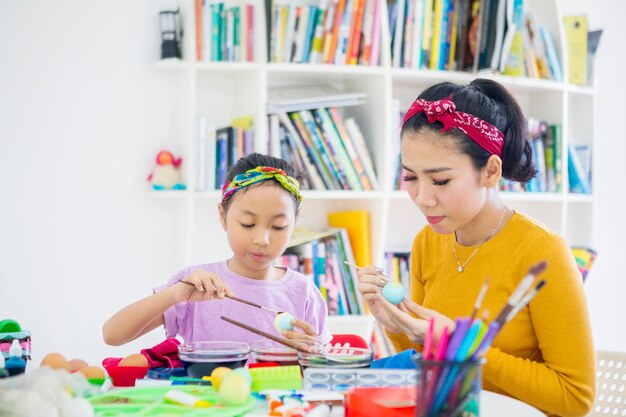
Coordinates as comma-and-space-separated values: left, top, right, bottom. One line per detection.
303, 368, 417, 391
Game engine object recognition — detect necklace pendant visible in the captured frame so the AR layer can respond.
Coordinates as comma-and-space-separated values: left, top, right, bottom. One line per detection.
457, 265, 464, 273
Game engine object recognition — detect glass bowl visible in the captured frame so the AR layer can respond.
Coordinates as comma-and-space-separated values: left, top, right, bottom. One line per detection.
178, 341, 250, 378
298, 346, 373, 369
250, 340, 299, 366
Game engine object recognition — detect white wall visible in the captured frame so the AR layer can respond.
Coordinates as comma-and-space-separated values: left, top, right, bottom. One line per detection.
560, 0, 626, 351
0, 0, 189, 365
0, 0, 625, 369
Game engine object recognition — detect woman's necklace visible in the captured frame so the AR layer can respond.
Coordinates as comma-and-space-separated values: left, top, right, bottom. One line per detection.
453, 205, 508, 273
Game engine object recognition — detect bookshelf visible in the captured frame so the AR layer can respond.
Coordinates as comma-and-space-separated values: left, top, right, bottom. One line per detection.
151, 0, 595, 287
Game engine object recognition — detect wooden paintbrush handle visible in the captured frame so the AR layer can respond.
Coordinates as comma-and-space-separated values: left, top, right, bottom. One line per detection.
180, 281, 278, 314
224, 294, 263, 309
220, 316, 312, 353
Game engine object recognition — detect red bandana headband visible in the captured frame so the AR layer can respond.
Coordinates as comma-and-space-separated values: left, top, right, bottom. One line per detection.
402, 98, 505, 158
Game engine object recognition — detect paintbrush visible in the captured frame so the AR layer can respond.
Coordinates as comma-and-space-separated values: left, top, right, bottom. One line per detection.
493, 261, 547, 326
505, 279, 547, 322
344, 261, 392, 282
180, 280, 283, 314
470, 278, 490, 322
220, 316, 313, 353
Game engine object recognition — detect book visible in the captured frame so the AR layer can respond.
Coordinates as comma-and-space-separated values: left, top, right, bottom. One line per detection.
540, 25, 563, 82
276, 112, 325, 189
563, 15, 588, 86
344, 118, 378, 189
267, 85, 367, 114
551, 124, 562, 192
586, 29, 603, 85
313, 108, 362, 190
327, 107, 373, 190
289, 111, 337, 189
327, 210, 372, 267
567, 142, 591, 194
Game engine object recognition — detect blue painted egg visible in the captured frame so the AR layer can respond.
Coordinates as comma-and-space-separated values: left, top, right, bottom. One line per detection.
273, 312, 295, 332
382, 282, 405, 305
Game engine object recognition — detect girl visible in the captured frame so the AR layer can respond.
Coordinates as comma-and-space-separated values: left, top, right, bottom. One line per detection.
357, 79, 595, 416
103, 153, 331, 347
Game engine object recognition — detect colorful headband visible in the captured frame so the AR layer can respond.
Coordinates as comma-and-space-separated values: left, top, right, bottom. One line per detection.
402, 98, 505, 158
221, 166, 303, 204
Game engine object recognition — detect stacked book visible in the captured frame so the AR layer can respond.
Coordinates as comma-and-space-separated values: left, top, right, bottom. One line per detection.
267, 86, 377, 190
278, 228, 365, 316
268, 0, 383, 65
195, 115, 255, 191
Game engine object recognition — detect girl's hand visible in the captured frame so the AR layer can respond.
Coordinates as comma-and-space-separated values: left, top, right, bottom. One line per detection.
174, 270, 234, 303
356, 265, 402, 333
378, 295, 456, 344
281, 318, 317, 344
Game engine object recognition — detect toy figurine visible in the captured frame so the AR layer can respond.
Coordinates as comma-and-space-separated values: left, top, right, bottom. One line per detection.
147, 150, 186, 191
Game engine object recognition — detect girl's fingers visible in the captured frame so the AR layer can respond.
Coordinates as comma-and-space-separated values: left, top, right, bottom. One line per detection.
224, 285, 235, 298
281, 329, 315, 341
291, 319, 316, 336
207, 275, 225, 298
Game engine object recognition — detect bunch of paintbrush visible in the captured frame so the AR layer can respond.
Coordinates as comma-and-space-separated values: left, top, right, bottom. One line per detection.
418, 261, 548, 416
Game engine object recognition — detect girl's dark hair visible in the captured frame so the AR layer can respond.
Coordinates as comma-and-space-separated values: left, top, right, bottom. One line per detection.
401, 78, 536, 183
221, 153, 300, 212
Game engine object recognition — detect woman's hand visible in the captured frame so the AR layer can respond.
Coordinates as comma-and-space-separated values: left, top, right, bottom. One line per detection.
174, 270, 234, 303
281, 318, 317, 345
356, 266, 403, 333
378, 295, 456, 344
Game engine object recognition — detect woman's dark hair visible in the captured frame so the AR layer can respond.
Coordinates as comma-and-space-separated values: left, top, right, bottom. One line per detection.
221, 153, 300, 212
401, 78, 536, 183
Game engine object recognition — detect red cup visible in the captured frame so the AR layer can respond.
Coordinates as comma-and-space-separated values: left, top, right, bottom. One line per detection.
104, 363, 149, 387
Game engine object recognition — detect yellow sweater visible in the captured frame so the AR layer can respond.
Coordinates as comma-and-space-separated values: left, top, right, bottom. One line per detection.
386, 212, 595, 417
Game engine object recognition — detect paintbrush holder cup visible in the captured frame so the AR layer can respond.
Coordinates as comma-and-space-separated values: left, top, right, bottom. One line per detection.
415, 358, 484, 417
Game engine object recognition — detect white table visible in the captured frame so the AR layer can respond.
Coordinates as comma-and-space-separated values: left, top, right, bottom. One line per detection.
246, 389, 545, 417
481, 391, 545, 417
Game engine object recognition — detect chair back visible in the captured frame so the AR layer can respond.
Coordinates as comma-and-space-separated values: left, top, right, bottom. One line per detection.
590, 350, 626, 416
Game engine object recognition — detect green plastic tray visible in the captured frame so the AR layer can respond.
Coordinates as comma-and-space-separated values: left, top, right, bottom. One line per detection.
88, 385, 255, 416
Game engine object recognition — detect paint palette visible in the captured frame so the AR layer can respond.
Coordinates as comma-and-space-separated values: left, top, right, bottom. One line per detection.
303, 368, 417, 391
298, 347, 373, 368
88, 385, 255, 416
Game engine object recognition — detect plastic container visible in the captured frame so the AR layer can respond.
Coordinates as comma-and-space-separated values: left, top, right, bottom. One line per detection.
249, 365, 303, 392
345, 386, 416, 417
298, 346, 372, 369
178, 341, 250, 378
250, 340, 299, 366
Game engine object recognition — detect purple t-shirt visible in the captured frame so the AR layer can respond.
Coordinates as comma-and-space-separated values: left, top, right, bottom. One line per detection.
154, 260, 332, 345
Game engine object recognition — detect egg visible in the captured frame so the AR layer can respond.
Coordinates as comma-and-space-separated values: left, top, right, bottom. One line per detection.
273, 312, 295, 332
218, 373, 250, 406
67, 358, 88, 372
232, 367, 252, 386
210, 366, 232, 391
382, 282, 405, 305
118, 353, 148, 368
40, 353, 69, 370
78, 366, 106, 380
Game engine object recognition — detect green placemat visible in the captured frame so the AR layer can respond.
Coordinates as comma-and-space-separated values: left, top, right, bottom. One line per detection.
89, 385, 255, 416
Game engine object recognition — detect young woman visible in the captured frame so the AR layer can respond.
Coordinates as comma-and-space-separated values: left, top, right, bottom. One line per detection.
357, 79, 595, 417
